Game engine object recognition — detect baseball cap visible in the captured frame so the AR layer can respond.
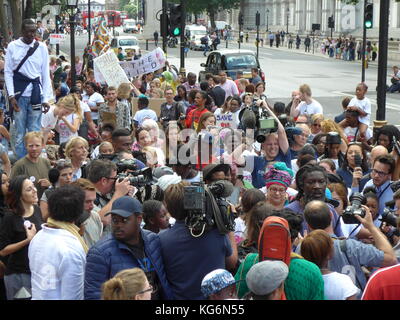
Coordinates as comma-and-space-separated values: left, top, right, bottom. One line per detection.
105, 196, 143, 218
201, 269, 236, 298
246, 261, 289, 296
203, 163, 231, 181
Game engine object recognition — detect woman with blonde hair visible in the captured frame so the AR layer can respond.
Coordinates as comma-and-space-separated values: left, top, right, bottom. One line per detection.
320, 119, 348, 153
41, 93, 82, 144
310, 113, 324, 140
102, 268, 152, 300
65, 136, 89, 181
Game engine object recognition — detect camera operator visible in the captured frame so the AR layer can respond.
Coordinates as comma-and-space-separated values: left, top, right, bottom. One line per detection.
233, 99, 291, 188
86, 159, 134, 233
159, 181, 237, 300
159, 87, 185, 130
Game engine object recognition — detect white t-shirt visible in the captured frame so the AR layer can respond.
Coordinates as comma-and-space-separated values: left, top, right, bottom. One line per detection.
41, 105, 58, 132
214, 108, 237, 129
296, 99, 323, 116
57, 113, 79, 144
323, 272, 360, 300
82, 92, 104, 120
344, 126, 373, 143
349, 97, 371, 126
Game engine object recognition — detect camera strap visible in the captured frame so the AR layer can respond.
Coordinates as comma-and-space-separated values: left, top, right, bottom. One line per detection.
376, 183, 391, 201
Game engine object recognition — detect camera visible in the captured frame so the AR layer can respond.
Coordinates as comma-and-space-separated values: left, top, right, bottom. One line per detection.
161, 116, 170, 122
342, 193, 366, 224
239, 101, 278, 143
380, 207, 399, 228
117, 167, 153, 187
391, 180, 400, 193
116, 159, 138, 173
183, 180, 235, 237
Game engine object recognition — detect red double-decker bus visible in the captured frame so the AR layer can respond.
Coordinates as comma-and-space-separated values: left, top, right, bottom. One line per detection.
104, 10, 122, 27
81, 11, 95, 29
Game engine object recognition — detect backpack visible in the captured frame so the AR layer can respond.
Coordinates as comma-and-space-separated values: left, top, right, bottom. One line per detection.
258, 216, 292, 266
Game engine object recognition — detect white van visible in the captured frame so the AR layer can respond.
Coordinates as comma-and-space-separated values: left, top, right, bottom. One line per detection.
123, 19, 138, 33
185, 25, 210, 50
110, 36, 140, 57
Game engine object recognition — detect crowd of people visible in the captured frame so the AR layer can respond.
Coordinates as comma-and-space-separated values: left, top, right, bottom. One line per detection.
0, 18, 400, 301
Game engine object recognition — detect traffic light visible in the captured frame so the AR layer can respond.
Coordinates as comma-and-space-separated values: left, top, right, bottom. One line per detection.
328, 16, 334, 29
365, 3, 373, 29
169, 4, 182, 37
238, 13, 243, 26
160, 13, 170, 38
256, 12, 260, 26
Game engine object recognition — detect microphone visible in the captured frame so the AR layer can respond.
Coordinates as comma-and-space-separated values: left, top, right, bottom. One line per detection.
208, 180, 234, 198
48, 168, 60, 185
239, 108, 256, 130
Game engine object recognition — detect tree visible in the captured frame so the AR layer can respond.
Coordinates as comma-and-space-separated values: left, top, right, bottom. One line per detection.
170, 0, 240, 30
0, 0, 10, 42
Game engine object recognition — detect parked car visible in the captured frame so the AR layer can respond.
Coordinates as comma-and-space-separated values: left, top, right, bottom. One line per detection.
198, 49, 265, 82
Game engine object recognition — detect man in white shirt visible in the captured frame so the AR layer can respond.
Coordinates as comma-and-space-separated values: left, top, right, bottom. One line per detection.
29, 185, 87, 300
4, 19, 53, 159
290, 84, 323, 118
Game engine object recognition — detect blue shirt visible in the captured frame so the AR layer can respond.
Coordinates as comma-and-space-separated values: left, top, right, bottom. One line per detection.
247, 150, 292, 189
158, 221, 232, 300
362, 179, 393, 217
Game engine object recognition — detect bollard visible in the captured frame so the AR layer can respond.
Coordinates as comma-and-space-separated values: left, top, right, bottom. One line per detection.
226, 39, 228, 48
146, 39, 149, 51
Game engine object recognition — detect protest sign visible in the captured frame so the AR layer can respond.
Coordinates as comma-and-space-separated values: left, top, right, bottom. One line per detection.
49, 34, 66, 45
131, 97, 164, 116
120, 47, 166, 78
215, 112, 237, 129
93, 50, 130, 87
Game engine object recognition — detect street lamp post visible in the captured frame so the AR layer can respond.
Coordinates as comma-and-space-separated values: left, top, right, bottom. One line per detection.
88, 0, 91, 45
286, 8, 289, 34
50, 0, 61, 56
67, 0, 78, 88
266, 9, 269, 32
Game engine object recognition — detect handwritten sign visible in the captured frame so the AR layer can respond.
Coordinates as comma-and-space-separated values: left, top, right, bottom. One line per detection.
215, 112, 237, 129
93, 50, 130, 88
49, 34, 66, 45
120, 47, 166, 78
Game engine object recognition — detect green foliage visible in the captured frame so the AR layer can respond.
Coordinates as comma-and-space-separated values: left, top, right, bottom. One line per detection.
168, 0, 240, 15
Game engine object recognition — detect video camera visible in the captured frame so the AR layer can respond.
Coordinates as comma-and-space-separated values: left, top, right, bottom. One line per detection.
116, 159, 138, 173
117, 167, 154, 188
342, 193, 366, 224
239, 100, 278, 143
183, 180, 236, 237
